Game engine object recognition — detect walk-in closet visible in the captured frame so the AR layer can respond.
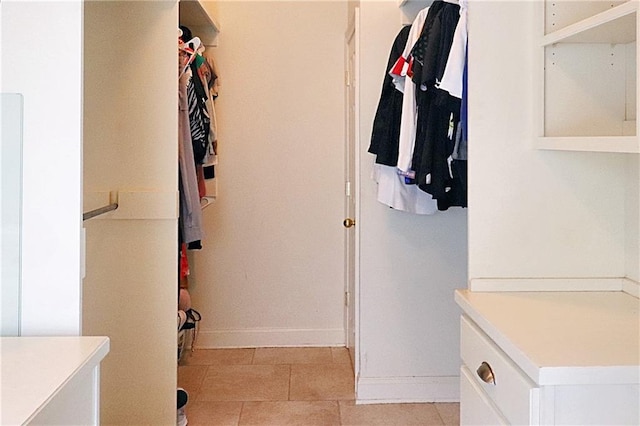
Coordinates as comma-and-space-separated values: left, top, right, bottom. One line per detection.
3, 0, 637, 425
3, 0, 468, 422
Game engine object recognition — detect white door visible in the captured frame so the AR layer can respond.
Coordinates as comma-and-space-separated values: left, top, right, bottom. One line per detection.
344, 9, 359, 373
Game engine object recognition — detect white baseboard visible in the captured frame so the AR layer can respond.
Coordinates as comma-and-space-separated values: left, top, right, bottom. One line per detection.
623, 278, 640, 298
194, 327, 345, 348
356, 376, 459, 404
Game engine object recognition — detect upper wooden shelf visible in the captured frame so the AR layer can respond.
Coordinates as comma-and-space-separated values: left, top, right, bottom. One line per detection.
179, 0, 220, 46
541, 1, 637, 46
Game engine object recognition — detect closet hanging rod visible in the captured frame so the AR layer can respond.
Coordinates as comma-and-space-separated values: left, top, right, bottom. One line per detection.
83, 203, 118, 221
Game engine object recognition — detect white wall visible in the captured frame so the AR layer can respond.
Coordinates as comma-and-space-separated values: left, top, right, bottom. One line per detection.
1, 1, 83, 335
82, 2, 178, 424
356, 0, 467, 403
1, 93, 23, 336
190, 1, 348, 347
467, 1, 636, 283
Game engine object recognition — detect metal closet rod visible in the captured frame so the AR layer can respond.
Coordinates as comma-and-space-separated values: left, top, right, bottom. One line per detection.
83, 203, 119, 221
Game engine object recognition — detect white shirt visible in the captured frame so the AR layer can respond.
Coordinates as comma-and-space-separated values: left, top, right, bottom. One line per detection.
437, 0, 467, 98
372, 164, 438, 215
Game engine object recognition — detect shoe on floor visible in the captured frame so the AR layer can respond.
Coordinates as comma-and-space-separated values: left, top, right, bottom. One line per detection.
177, 388, 188, 426
177, 407, 187, 426
178, 310, 187, 331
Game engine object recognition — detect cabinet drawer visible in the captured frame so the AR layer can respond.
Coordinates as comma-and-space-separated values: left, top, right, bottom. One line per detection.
460, 315, 540, 425
460, 365, 508, 425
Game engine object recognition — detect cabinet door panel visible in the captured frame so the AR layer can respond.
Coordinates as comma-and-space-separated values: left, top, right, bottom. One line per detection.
554, 384, 640, 425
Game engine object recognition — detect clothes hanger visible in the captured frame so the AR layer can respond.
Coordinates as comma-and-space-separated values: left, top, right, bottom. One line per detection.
179, 36, 201, 56
179, 36, 202, 78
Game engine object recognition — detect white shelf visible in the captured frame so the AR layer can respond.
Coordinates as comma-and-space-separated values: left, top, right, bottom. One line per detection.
538, 1, 639, 153
200, 196, 215, 210
536, 135, 639, 153
541, 1, 637, 46
179, 0, 220, 46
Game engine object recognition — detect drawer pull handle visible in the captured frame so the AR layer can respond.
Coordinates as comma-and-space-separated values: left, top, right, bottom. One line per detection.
477, 361, 496, 385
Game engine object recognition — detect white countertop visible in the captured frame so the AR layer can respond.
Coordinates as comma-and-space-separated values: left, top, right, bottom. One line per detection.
455, 289, 640, 386
0, 336, 110, 425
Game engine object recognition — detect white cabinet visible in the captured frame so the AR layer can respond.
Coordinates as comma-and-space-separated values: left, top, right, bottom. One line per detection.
456, 288, 640, 425
537, 0, 640, 153
1, 336, 109, 425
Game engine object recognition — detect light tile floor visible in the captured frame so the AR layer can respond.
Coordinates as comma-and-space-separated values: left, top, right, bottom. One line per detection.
178, 347, 460, 425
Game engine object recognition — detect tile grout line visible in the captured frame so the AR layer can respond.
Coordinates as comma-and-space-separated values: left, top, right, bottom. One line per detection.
238, 401, 245, 426
198, 365, 208, 392
434, 403, 446, 426
287, 363, 292, 401
336, 399, 343, 426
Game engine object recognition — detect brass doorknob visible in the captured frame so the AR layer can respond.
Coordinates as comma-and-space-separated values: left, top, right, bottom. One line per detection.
477, 361, 496, 385
343, 218, 356, 228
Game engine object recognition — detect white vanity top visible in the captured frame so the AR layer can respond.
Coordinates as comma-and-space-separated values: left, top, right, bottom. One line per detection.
455, 289, 640, 386
0, 336, 110, 425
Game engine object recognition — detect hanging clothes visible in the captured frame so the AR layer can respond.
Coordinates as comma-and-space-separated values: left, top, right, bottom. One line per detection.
438, 0, 468, 209
187, 68, 210, 165
369, 24, 438, 215
181, 24, 215, 171
409, 1, 464, 210
438, 0, 467, 100
368, 0, 468, 214
438, 0, 467, 161
369, 24, 411, 167
201, 51, 220, 180
454, 47, 468, 162
178, 68, 205, 245
389, 6, 431, 174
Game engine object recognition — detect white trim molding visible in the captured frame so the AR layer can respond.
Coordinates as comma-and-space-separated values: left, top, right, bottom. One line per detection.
195, 327, 346, 349
356, 376, 459, 404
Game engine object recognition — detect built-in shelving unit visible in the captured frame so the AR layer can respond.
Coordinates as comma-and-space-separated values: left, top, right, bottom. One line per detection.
541, 1, 636, 45
537, 0, 639, 153
179, 0, 220, 46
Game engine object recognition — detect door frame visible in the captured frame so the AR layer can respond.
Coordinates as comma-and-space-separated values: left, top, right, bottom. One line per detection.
344, 6, 360, 384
